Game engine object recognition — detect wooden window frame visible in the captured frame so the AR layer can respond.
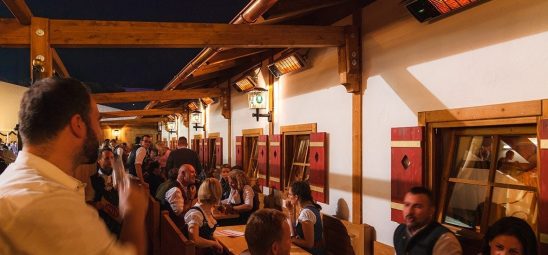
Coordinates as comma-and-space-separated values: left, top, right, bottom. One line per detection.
207, 132, 220, 138
280, 123, 317, 190
241, 128, 263, 176
421, 99, 547, 235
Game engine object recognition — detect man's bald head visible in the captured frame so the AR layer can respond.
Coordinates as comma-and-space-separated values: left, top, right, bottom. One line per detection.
177, 164, 196, 185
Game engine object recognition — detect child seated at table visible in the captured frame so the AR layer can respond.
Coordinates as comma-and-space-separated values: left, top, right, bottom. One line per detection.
184, 178, 224, 253
220, 169, 259, 225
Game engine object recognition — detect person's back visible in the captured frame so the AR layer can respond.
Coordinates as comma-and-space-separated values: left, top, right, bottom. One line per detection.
167, 147, 202, 177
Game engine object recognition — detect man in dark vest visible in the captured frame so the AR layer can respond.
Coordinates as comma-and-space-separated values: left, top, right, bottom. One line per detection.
90, 148, 121, 236
166, 137, 203, 180
393, 187, 462, 255
155, 164, 197, 220
127, 134, 151, 183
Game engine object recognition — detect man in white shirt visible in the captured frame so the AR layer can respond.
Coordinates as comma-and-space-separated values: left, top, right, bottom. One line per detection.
0, 77, 148, 255
164, 164, 198, 216
131, 135, 151, 183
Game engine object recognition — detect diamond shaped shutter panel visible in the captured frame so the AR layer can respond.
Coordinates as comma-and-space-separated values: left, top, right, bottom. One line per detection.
235, 136, 243, 167
391, 127, 424, 223
257, 135, 269, 188
198, 139, 204, 166
216, 138, 223, 167
309, 132, 328, 203
269, 134, 282, 190
538, 119, 548, 253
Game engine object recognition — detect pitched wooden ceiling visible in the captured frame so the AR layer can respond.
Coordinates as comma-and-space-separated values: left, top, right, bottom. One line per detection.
0, 0, 374, 110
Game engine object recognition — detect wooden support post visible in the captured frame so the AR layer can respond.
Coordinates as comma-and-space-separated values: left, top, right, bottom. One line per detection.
30, 17, 52, 82
338, 24, 362, 93
261, 57, 275, 135
221, 81, 231, 119
350, 11, 363, 224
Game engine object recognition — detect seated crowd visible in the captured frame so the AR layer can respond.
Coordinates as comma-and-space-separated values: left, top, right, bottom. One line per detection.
0, 78, 541, 255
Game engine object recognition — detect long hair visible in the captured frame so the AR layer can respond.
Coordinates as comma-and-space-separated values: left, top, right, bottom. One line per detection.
481, 217, 538, 255
291, 181, 321, 210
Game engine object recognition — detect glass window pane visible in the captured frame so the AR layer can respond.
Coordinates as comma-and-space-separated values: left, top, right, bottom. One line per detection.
444, 183, 486, 229
489, 187, 537, 229
450, 136, 494, 181
495, 136, 538, 187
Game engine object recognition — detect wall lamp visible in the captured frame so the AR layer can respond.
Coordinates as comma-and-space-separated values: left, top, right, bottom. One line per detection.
190, 110, 205, 131
112, 129, 120, 140
248, 87, 271, 122
166, 121, 177, 134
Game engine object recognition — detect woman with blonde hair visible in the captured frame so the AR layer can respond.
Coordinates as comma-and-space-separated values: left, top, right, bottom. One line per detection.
221, 169, 259, 225
183, 178, 223, 253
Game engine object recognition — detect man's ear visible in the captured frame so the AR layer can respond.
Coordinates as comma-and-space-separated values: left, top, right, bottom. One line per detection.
271, 241, 279, 255
69, 114, 87, 139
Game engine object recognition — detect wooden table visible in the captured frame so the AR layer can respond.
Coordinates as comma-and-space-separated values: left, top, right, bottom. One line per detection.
214, 225, 311, 255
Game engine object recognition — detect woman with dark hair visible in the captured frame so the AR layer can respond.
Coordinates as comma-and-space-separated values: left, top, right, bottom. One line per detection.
286, 181, 324, 255
481, 217, 538, 255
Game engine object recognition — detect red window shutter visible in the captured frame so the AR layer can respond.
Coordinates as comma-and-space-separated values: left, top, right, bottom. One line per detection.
538, 119, 548, 253
197, 139, 204, 166
309, 132, 328, 203
257, 135, 269, 188
203, 139, 209, 169
216, 138, 223, 167
235, 136, 243, 167
269, 134, 282, 190
391, 126, 424, 224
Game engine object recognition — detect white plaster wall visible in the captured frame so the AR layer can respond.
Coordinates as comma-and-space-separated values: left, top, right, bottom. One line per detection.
207, 101, 229, 164
361, 0, 548, 245
276, 47, 353, 219
0, 81, 27, 131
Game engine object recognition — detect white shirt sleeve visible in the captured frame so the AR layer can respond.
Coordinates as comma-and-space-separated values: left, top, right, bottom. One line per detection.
165, 187, 185, 216
184, 208, 204, 227
135, 147, 146, 165
222, 188, 240, 205
243, 185, 254, 208
298, 208, 317, 224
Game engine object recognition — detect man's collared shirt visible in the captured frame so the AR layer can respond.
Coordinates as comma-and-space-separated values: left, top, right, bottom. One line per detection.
0, 151, 135, 255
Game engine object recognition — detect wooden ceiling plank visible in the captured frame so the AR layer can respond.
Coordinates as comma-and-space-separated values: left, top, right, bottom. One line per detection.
1, 0, 32, 25
48, 19, 345, 48
100, 108, 183, 118
0, 18, 29, 46
92, 88, 222, 104
100, 117, 167, 125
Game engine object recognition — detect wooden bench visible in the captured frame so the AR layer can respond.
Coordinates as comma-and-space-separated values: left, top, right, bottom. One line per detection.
322, 214, 375, 255
160, 211, 196, 255
147, 195, 160, 255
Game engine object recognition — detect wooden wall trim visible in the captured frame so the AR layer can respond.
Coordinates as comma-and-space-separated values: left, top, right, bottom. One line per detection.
280, 123, 317, 134
207, 132, 220, 138
242, 128, 263, 136
193, 134, 203, 139
429, 116, 537, 128
421, 100, 541, 123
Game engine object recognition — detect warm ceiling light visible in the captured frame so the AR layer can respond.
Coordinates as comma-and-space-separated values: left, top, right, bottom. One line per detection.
201, 97, 215, 106
233, 76, 257, 93
268, 53, 306, 78
404, 0, 486, 23
187, 101, 199, 111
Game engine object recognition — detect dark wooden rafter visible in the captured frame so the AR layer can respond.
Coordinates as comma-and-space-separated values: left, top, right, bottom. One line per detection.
1, 19, 345, 48
100, 117, 167, 126
1, 0, 70, 78
48, 19, 345, 48
92, 88, 222, 104
1, 0, 32, 25
100, 108, 183, 118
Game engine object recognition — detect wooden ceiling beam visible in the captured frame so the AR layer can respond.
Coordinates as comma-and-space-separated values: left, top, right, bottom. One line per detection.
1, 0, 32, 25
100, 108, 183, 118
51, 49, 70, 77
100, 117, 167, 126
48, 19, 345, 48
0, 19, 29, 47
92, 88, 222, 104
